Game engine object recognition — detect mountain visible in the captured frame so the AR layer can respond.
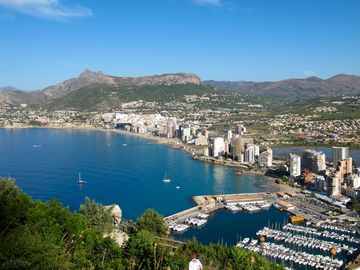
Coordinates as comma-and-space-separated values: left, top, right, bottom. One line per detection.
43, 83, 212, 111
38, 69, 116, 100
0, 86, 43, 105
205, 74, 360, 99
2, 71, 360, 107
0, 70, 202, 106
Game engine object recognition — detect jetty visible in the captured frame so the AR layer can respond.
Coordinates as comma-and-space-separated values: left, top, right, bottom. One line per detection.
164, 192, 278, 231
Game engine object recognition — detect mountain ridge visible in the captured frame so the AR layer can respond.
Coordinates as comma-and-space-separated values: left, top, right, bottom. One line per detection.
1, 71, 360, 106
0, 70, 202, 105
204, 74, 360, 99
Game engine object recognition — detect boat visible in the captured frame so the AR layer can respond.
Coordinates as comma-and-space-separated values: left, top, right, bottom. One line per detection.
32, 144, 43, 148
77, 173, 87, 184
176, 186, 181, 189
122, 143, 128, 146
195, 219, 207, 227
197, 213, 209, 219
172, 224, 189, 232
163, 172, 171, 183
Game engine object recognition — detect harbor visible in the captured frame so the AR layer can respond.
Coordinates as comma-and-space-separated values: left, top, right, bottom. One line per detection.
164, 191, 360, 269
164, 190, 347, 233
164, 192, 277, 232
237, 221, 360, 269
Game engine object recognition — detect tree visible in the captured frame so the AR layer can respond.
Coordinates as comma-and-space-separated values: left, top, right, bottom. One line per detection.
79, 197, 113, 233
124, 230, 157, 269
136, 209, 166, 235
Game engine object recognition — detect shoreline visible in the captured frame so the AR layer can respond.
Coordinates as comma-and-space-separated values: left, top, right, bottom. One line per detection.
3, 124, 359, 150
1, 123, 186, 148
0, 125, 306, 216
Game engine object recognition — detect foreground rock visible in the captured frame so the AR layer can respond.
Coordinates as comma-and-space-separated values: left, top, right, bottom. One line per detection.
104, 204, 129, 246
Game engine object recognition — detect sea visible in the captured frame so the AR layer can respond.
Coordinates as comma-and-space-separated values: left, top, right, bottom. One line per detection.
0, 128, 359, 246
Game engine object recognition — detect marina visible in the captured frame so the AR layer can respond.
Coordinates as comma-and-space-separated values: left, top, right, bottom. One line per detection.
236, 221, 360, 269
164, 192, 277, 232
165, 190, 360, 269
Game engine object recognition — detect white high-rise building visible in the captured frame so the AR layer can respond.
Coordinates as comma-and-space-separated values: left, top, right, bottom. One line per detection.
302, 150, 326, 173
213, 137, 225, 157
245, 145, 255, 164
289, 153, 301, 177
332, 146, 349, 167
346, 174, 360, 189
181, 127, 191, 142
328, 175, 341, 197
258, 147, 273, 167
254, 145, 260, 156
227, 130, 233, 141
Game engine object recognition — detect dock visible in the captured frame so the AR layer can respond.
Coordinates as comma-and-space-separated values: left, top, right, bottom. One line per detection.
192, 192, 276, 206
164, 192, 277, 228
164, 189, 355, 233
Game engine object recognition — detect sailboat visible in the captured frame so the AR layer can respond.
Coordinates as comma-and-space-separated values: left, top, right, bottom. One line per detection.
77, 173, 87, 184
163, 172, 171, 183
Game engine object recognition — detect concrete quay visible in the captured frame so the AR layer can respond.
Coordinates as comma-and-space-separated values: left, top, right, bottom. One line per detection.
164, 192, 276, 227
164, 190, 358, 233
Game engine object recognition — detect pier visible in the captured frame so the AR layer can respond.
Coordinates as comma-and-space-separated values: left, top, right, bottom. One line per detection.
164, 189, 358, 236
164, 192, 277, 230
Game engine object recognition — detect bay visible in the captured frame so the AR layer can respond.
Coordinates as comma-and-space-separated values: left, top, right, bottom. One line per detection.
0, 128, 276, 220
2, 128, 359, 245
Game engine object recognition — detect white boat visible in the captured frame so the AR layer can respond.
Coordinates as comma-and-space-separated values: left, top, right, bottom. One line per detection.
163, 172, 171, 183
33, 144, 43, 148
176, 186, 181, 189
173, 224, 189, 232
259, 202, 271, 209
242, 238, 250, 244
122, 143, 128, 146
225, 205, 241, 212
196, 219, 207, 227
77, 173, 87, 184
197, 213, 209, 219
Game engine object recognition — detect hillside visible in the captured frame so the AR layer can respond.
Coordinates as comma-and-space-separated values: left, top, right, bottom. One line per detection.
205, 74, 360, 99
0, 70, 203, 106
2, 71, 360, 107
43, 82, 214, 111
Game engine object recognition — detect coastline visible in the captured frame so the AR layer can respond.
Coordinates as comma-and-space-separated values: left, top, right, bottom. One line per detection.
0, 125, 301, 207
2, 125, 356, 195
1, 124, 193, 153
3, 124, 359, 150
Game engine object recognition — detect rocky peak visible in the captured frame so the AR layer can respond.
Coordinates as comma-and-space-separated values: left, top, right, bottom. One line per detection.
79, 69, 106, 80
113, 72, 202, 86
306, 76, 322, 81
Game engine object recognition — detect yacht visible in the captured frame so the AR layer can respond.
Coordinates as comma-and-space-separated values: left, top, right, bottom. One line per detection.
163, 172, 171, 183
77, 173, 87, 184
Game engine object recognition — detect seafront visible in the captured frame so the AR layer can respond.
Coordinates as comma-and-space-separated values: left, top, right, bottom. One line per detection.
164, 190, 360, 269
165, 189, 359, 233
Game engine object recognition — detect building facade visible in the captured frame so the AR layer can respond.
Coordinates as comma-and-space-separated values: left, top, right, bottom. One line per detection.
332, 146, 349, 167
289, 153, 301, 178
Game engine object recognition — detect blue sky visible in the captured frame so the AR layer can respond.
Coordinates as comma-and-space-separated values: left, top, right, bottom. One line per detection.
0, 0, 359, 90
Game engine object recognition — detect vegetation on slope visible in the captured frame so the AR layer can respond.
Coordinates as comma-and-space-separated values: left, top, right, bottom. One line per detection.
0, 178, 283, 269
43, 83, 215, 111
